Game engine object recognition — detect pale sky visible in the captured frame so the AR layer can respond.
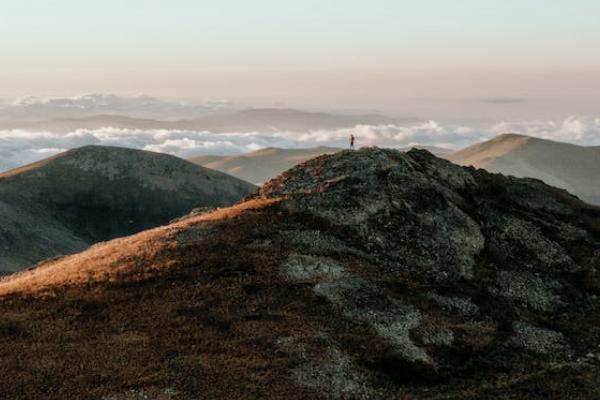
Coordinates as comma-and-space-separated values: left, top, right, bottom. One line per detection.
1, 1, 600, 118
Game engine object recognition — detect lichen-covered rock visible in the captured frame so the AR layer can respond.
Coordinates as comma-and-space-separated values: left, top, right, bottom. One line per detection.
282, 254, 346, 281
277, 230, 359, 256
491, 271, 564, 312
509, 321, 571, 357
261, 148, 486, 281
414, 322, 454, 346
485, 214, 574, 270
314, 278, 430, 364
252, 147, 600, 394
276, 335, 372, 399
426, 292, 479, 316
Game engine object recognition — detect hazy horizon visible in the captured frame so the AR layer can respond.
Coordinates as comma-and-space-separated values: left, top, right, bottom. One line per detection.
2, 1, 600, 120
0, 92, 599, 172
2, 1, 600, 170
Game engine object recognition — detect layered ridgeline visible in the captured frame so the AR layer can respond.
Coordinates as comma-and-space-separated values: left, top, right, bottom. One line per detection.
1, 108, 404, 133
189, 147, 341, 184
447, 133, 600, 205
0, 148, 599, 399
0, 146, 254, 273
190, 145, 451, 185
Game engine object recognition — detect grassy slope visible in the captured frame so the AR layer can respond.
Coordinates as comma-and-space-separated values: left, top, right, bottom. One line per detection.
447, 134, 600, 205
0, 146, 255, 272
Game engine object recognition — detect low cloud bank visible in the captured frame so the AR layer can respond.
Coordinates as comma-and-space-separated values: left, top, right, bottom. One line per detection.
1, 116, 599, 172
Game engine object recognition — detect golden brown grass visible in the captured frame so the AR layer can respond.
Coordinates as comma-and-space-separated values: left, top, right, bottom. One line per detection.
0, 198, 281, 297
0, 155, 59, 179
0, 199, 337, 399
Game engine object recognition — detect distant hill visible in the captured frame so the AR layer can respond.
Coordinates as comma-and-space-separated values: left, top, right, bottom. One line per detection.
0, 146, 254, 272
0, 148, 598, 398
2, 108, 409, 133
446, 133, 600, 205
190, 146, 342, 184
190, 145, 451, 184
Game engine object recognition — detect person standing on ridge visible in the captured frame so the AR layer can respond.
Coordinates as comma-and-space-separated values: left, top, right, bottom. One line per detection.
350, 133, 356, 149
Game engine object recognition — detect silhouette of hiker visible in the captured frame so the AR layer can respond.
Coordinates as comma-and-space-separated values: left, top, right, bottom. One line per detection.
350, 133, 356, 149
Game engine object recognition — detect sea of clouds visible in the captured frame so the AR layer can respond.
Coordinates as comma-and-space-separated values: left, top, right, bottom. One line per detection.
1, 116, 599, 172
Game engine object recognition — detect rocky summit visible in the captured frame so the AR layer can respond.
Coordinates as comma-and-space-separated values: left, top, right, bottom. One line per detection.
0, 147, 599, 399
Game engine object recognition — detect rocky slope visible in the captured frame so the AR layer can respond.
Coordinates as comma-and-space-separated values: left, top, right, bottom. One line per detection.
0, 147, 599, 399
0, 146, 254, 272
446, 133, 600, 205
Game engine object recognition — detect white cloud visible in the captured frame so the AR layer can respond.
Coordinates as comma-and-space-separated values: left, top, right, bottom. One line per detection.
488, 117, 600, 144
0, 116, 599, 172
300, 121, 484, 149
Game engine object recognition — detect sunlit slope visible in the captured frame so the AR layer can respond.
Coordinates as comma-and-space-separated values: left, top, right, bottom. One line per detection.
0, 145, 255, 272
447, 134, 600, 205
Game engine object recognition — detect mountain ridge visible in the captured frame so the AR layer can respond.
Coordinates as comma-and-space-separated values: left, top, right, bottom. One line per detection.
0, 108, 408, 133
0, 145, 254, 273
446, 133, 600, 205
0, 147, 598, 399
190, 145, 452, 184
189, 146, 342, 184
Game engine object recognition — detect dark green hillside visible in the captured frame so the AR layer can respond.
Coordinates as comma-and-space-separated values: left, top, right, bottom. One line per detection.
0, 146, 255, 272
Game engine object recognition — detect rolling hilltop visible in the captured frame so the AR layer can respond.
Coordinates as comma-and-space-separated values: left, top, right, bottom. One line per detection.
0, 148, 599, 399
190, 145, 451, 184
189, 146, 341, 184
0, 146, 254, 273
447, 133, 600, 205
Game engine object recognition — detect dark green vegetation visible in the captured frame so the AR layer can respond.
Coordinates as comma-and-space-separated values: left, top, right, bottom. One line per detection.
0, 146, 254, 273
0, 148, 599, 399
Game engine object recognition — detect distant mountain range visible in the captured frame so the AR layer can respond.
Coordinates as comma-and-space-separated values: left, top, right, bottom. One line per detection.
187, 108, 404, 132
1, 108, 407, 133
446, 133, 600, 205
190, 145, 452, 184
0, 94, 409, 132
0, 94, 236, 122
0, 146, 254, 273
